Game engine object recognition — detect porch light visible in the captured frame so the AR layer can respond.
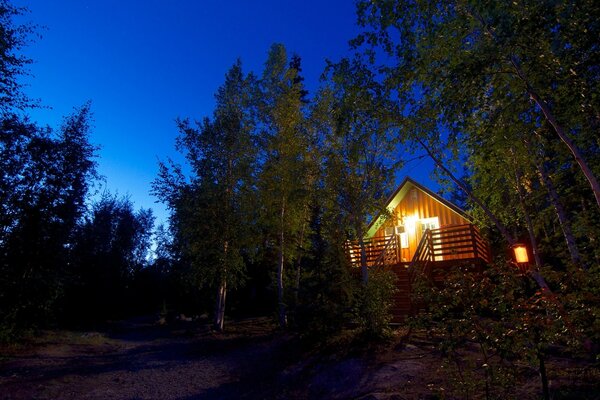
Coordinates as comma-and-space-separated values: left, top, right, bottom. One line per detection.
404, 215, 418, 234
512, 243, 529, 264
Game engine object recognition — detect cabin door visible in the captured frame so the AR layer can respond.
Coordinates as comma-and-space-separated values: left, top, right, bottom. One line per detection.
418, 217, 442, 261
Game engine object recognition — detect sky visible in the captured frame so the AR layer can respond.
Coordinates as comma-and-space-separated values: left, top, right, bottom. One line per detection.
14, 0, 435, 226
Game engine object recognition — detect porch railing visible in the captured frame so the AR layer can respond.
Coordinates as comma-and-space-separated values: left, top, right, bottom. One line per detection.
346, 223, 491, 270
344, 235, 398, 267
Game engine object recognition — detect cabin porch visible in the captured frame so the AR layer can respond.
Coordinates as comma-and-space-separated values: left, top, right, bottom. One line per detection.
345, 224, 491, 322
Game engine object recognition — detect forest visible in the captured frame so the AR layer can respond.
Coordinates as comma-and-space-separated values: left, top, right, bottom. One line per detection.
1, 0, 599, 399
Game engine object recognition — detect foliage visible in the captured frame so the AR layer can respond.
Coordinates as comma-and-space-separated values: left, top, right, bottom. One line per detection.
64, 193, 154, 323
153, 61, 258, 330
0, 105, 98, 337
411, 263, 582, 399
353, 269, 397, 339
0, 0, 37, 114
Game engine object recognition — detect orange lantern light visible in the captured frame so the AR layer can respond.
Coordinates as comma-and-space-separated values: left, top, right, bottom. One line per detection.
512, 243, 529, 264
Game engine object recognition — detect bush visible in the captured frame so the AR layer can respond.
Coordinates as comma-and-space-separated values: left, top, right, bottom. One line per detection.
353, 269, 397, 339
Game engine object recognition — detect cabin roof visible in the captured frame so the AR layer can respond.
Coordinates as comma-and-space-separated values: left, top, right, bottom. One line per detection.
365, 176, 471, 238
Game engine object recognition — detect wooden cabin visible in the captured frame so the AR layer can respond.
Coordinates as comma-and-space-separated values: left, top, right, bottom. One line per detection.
346, 177, 491, 321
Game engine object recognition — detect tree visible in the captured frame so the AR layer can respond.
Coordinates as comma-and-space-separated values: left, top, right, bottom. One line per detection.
154, 61, 257, 331
256, 44, 312, 328
315, 56, 397, 284
67, 193, 154, 322
0, 105, 98, 335
0, 0, 36, 115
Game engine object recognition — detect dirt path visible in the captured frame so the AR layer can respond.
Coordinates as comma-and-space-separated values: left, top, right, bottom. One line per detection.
1, 318, 598, 399
0, 317, 291, 400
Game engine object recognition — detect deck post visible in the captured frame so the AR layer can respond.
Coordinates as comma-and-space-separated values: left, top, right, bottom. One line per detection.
470, 224, 479, 260
395, 234, 401, 264
427, 230, 434, 279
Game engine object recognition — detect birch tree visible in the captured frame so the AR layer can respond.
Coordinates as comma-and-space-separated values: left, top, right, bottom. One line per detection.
154, 62, 257, 331
316, 57, 396, 284
256, 44, 311, 328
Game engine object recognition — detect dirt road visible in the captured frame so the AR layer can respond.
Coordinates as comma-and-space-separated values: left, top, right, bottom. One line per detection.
0, 317, 292, 400
1, 317, 598, 399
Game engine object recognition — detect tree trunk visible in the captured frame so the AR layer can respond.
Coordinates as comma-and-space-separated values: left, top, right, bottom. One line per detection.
535, 157, 584, 268
294, 218, 308, 306
214, 240, 229, 332
278, 199, 287, 328
416, 138, 516, 244
356, 221, 369, 284
538, 350, 550, 400
509, 57, 600, 210
513, 166, 543, 269
416, 138, 561, 295
214, 277, 227, 332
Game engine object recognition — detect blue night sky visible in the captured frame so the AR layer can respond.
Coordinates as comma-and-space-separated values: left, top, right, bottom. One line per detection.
14, 0, 435, 226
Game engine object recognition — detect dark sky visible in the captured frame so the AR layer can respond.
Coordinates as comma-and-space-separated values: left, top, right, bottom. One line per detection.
15, 0, 435, 226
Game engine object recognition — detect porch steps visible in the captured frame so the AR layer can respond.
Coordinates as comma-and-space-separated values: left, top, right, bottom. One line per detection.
389, 265, 411, 323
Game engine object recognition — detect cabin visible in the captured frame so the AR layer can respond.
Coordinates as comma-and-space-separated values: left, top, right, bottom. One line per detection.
345, 177, 491, 321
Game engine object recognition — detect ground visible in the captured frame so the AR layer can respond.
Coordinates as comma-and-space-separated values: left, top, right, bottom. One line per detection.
0, 317, 598, 399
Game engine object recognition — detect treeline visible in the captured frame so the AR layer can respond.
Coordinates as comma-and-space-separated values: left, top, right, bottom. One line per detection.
0, 2, 155, 338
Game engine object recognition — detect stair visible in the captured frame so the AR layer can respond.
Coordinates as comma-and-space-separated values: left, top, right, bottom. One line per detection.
389, 265, 412, 322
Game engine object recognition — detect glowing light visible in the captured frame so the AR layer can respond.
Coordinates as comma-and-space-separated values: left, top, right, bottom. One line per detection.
400, 232, 409, 248
404, 214, 418, 233
512, 244, 529, 264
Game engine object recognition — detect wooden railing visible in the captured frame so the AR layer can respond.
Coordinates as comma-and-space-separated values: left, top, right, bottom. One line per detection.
409, 229, 433, 282
408, 223, 491, 282
347, 224, 491, 272
429, 224, 491, 264
345, 235, 397, 267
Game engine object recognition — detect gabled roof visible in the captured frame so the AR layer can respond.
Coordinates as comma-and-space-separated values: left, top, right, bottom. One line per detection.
365, 176, 471, 238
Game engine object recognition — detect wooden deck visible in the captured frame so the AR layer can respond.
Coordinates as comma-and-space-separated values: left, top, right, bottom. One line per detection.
346, 224, 491, 322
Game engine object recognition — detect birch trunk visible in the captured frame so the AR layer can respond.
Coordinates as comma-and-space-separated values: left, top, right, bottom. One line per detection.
535, 158, 584, 267
355, 220, 369, 284
416, 138, 516, 244
214, 276, 227, 332
415, 139, 563, 295
294, 217, 308, 305
277, 198, 287, 328
509, 57, 600, 210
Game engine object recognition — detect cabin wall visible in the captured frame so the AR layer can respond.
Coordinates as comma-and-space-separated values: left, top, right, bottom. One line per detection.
374, 185, 470, 261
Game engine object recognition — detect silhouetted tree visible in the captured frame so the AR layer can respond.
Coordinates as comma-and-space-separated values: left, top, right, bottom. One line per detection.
66, 193, 153, 323
0, 0, 36, 115
0, 105, 98, 335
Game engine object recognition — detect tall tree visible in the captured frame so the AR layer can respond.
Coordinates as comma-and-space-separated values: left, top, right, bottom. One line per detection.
0, 105, 97, 333
256, 44, 312, 328
0, 0, 36, 115
315, 57, 397, 284
154, 61, 257, 331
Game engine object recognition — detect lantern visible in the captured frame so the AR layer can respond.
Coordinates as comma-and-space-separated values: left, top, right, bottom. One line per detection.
512, 243, 529, 264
